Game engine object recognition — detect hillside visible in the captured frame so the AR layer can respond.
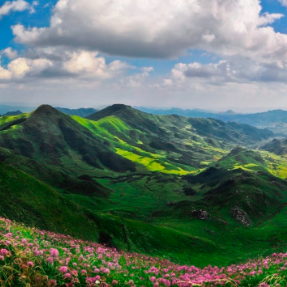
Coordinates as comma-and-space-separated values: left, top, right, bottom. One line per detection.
2, 217, 287, 287
0, 162, 100, 240
181, 148, 287, 226
56, 107, 97, 117
85, 104, 273, 171
138, 107, 287, 135
0, 104, 287, 268
0, 105, 136, 173
261, 138, 287, 155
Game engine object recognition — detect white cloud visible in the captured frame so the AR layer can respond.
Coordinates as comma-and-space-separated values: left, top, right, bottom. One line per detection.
165, 59, 287, 87
11, 0, 287, 65
63, 51, 130, 79
0, 48, 18, 60
0, 0, 33, 19
0, 57, 53, 80
0, 49, 131, 82
121, 67, 153, 88
278, 0, 287, 8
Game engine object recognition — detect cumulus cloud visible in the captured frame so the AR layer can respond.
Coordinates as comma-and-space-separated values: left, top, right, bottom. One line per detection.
279, 0, 287, 8
0, 49, 131, 83
63, 51, 130, 79
11, 0, 287, 65
0, 48, 18, 60
0, 57, 52, 80
0, 0, 35, 19
121, 67, 154, 88
165, 59, 287, 87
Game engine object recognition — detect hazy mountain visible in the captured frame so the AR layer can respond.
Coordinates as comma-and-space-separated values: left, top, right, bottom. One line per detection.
135, 107, 287, 135
4, 110, 23, 116
261, 138, 287, 155
56, 107, 97, 117
0, 105, 34, 114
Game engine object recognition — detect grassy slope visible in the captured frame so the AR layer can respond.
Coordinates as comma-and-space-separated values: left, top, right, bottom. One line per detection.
0, 162, 100, 240
0, 159, 226, 267
1, 106, 287, 268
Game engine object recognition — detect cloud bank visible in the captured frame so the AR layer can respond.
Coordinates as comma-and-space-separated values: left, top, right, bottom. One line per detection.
11, 0, 286, 64
0, 0, 35, 19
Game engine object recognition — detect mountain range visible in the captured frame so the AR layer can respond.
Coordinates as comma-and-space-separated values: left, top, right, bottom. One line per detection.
0, 105, 97, 118
137, 107, 287, 135
1, 104, 287, 267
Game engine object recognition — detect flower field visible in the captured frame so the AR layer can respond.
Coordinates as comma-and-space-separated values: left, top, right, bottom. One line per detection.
0, 216, 287, 287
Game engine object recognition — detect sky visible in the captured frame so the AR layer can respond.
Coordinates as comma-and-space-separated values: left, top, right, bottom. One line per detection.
2, 0, 287, 111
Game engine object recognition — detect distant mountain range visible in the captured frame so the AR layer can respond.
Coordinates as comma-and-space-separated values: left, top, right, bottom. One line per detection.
2, 104, 287, 135
136, 107, 287, 135
0, 105, 97, 118
56, 107, 97, 117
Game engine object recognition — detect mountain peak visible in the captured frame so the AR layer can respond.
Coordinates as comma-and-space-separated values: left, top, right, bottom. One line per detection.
87, 104, 134, 121
110, 103, 131, 110
32, 105, 61, 117
220, 110, 237, 115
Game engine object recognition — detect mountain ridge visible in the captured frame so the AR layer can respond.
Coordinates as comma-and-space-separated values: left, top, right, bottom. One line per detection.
0, 103, 286, 267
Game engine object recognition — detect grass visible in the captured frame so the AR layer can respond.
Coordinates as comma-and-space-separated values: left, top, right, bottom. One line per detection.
2, 106, 287, 274
2, 217, 287, 287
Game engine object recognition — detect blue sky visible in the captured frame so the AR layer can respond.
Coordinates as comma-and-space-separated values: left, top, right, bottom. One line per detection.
1, 0, 287, 111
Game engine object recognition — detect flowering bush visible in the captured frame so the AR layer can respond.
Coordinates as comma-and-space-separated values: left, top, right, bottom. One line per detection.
0, 216, 286, 286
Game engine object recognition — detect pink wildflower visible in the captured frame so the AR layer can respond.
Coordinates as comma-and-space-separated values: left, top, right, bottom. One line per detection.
64, 273, 72, 279
50, 248, 59, 257
0, 249, 9, 256
59, 266, 68, 273
46, 257, 54, 264
27, 261, 34, 268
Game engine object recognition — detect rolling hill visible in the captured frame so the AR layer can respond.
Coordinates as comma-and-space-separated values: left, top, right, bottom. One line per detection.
1, 104, 287, 267
261, 138, 287, 155
137, 107, 287, 135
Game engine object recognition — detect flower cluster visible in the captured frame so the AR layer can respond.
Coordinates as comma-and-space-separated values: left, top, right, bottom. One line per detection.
0, 216, 286, 286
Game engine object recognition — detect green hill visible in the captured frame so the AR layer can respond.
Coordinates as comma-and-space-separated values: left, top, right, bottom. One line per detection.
137, 107, 287, 135
0, 104, 287, 267
261, 138, 287, 155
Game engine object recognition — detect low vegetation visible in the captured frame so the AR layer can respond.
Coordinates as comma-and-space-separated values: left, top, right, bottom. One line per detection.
2, 217, 287, 287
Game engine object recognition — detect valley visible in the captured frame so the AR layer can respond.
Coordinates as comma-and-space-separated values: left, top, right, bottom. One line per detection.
0, 104, 287, 269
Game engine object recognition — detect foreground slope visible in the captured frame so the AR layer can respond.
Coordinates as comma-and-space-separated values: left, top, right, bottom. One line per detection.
0, 156, 223, 266
0, 162, 100, 240
1, 217, 287, 287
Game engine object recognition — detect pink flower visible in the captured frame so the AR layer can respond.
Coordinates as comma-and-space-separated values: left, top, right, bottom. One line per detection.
48, 280, 57, 287
27, 261, 34, 268
71, 270, 78, 277
150, 276, 157, 282
50, 248, 59, 257
0, 249, 9, 256
46, 257, 54, 264
59, 266, 68, 274
64, 273, 72, 279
